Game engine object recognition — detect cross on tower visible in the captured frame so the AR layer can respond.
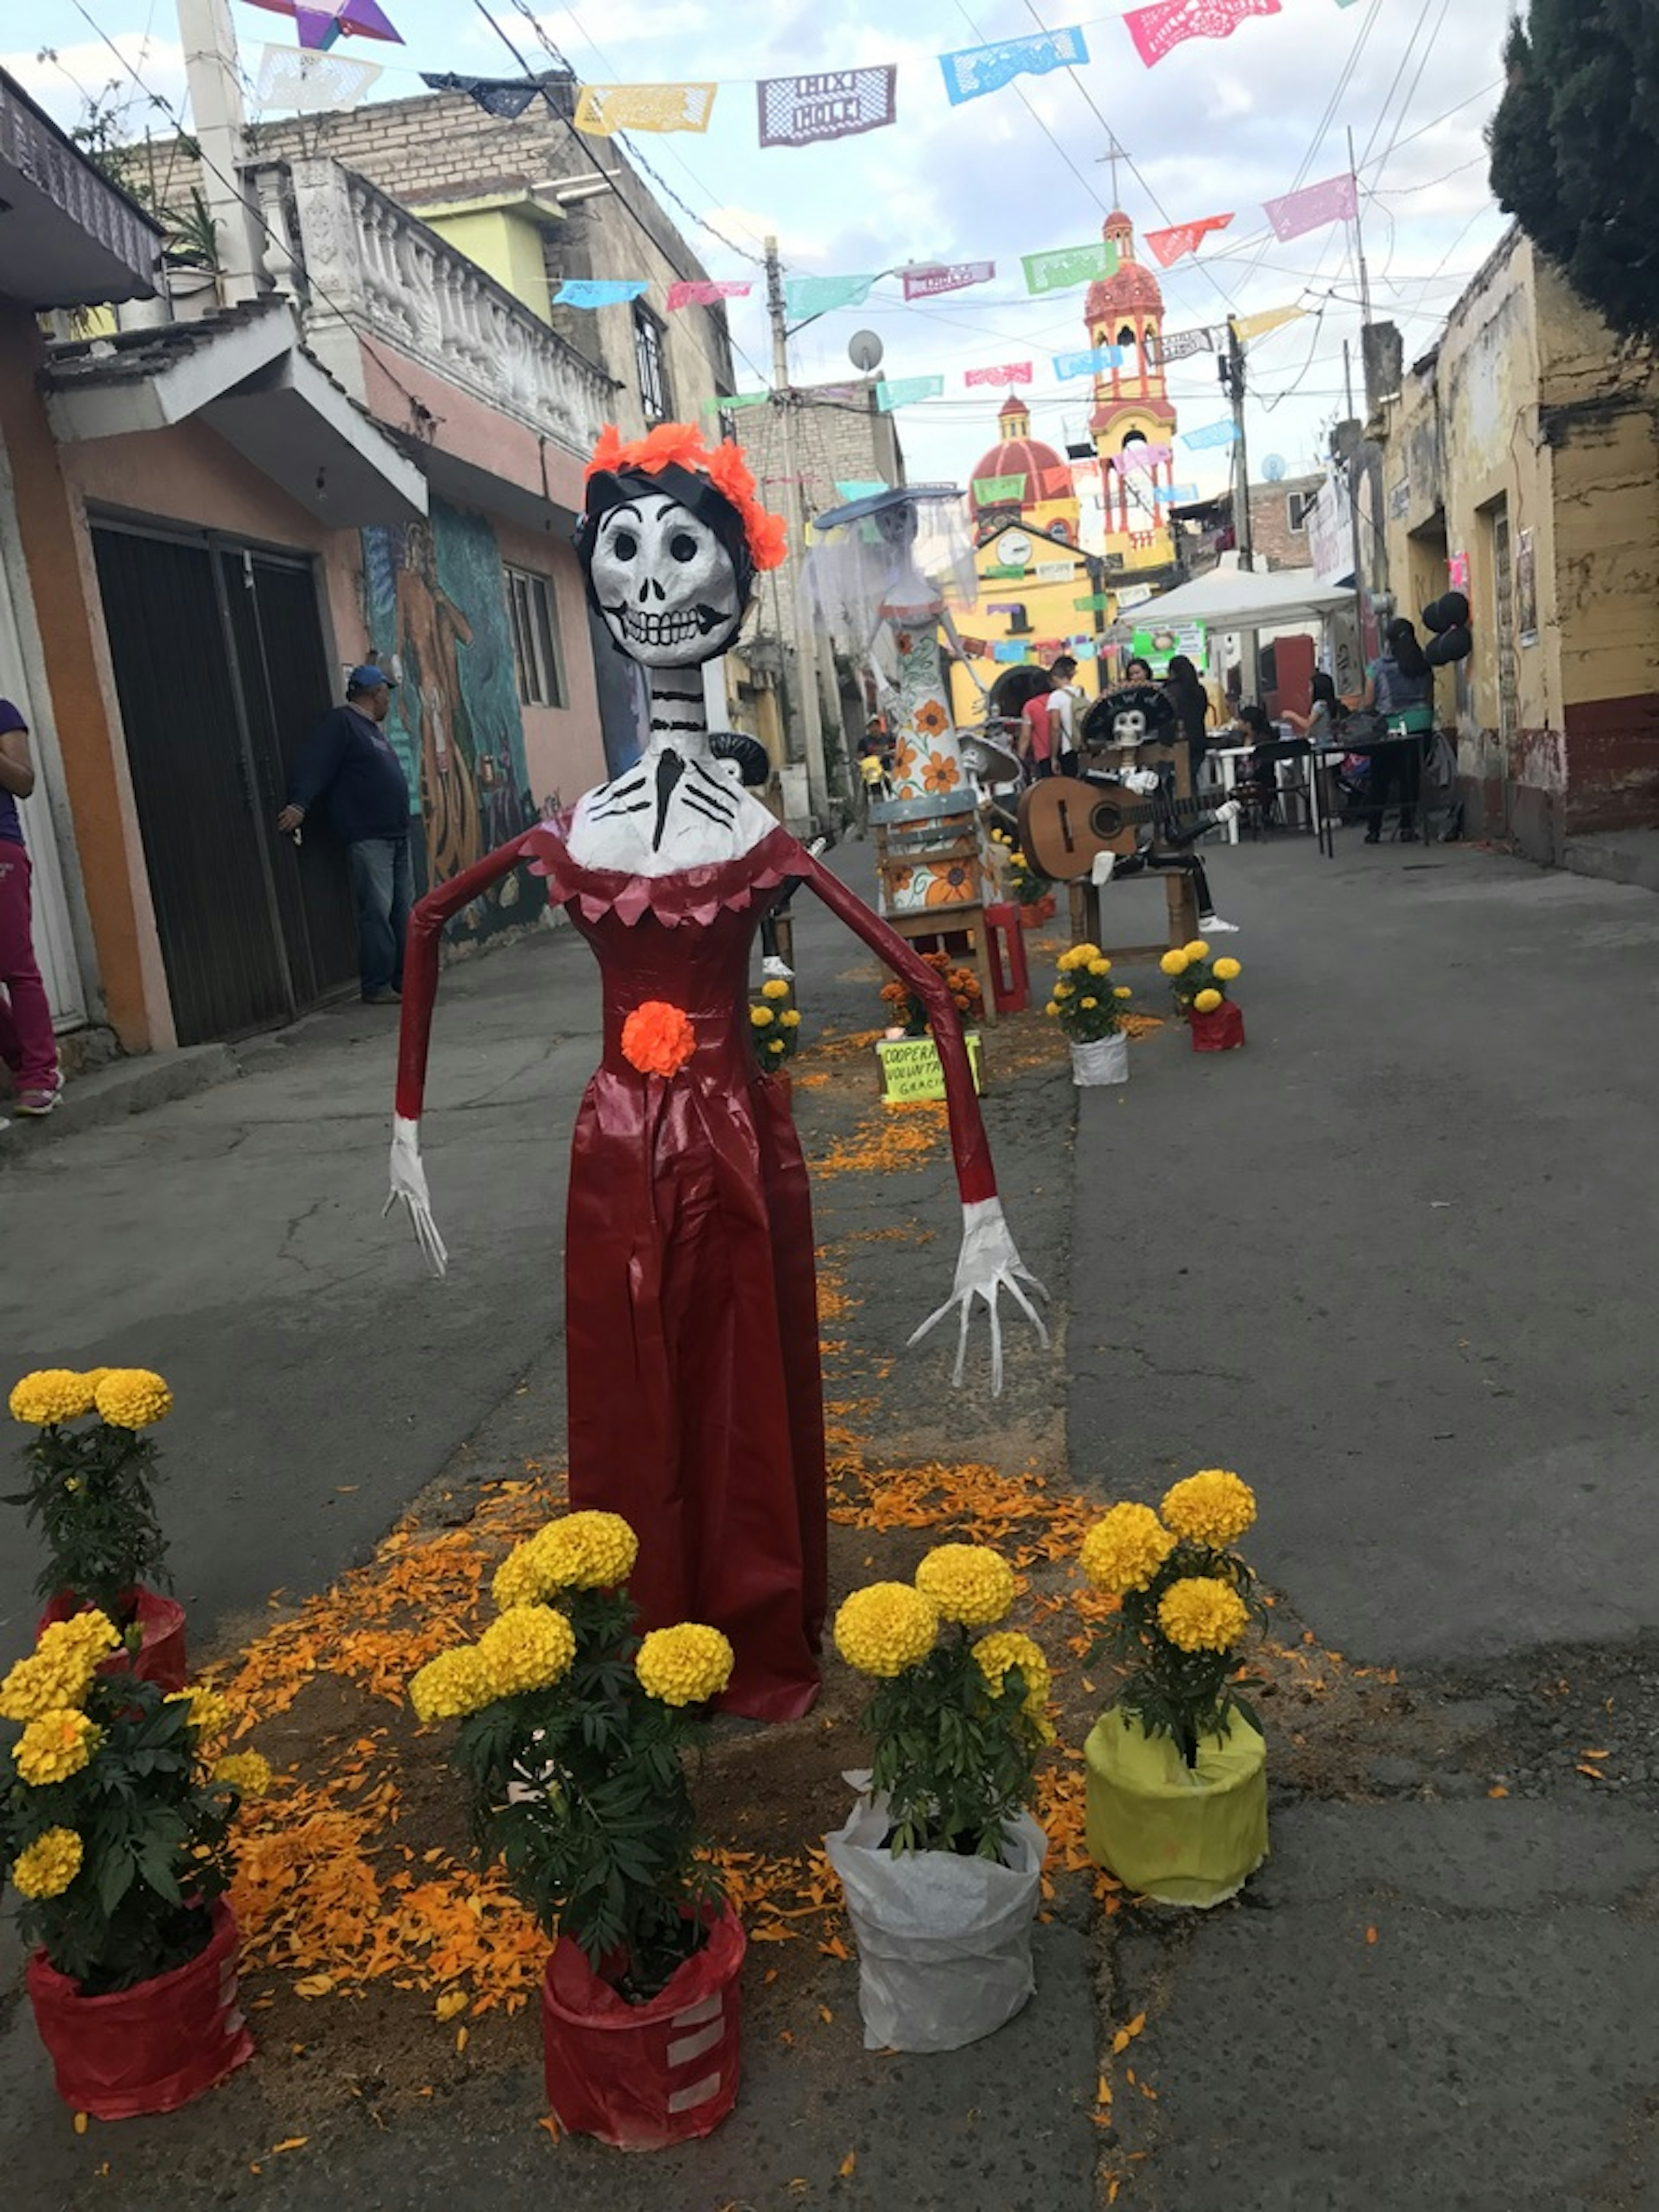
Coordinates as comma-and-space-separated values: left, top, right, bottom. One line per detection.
1096, 135, 1128, 205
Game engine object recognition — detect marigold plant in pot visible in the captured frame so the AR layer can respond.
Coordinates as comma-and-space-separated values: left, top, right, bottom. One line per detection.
1159, 941, 1245, 1052
1046, 942, 1137, 1085
824, 1543, 1052, 2053
8, 1367, 186, 1690
1003, 842, 1056, 925
0, 1613, 265, 2117
1078, 1470, 1268, 1906
408, 1511, 743, 2151
749, 973, 801, 1094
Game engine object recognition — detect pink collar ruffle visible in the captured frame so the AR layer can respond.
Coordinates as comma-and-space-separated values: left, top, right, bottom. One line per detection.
519, 819, 804, 928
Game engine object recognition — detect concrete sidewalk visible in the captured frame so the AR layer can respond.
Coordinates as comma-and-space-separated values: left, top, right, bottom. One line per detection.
1070, 830, 1659, 2209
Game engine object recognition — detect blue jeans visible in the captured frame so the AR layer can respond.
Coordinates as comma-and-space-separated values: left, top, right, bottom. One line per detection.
347, 835, 413, 995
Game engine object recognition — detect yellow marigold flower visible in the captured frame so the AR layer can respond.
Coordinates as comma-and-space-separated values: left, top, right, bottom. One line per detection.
1160, 950, 1189, 977
162, 1688, 234, 1749
636, 1623, 735, 1707
915, 1543, 1015, 1629
492, 1538, 547, 1612
834, 1583, 939, 1678
973, 1629, 1052, 1714
768, 1039, 786, 1054
1213, 957, 1241, 982
1113, 986, 1133, 1000
780, 1010, 801, 1028
1157, 1576, 1250, 1654
761, 979, 790, 1000
41, 1610, 121, 1663
476, 1605, 576, 1698
1044, 1001, 1060, 1018
550, 1511, 639, 1590
14, 1708, 100, 1787
214, 1751, 273, 1796
1080, 1503, 1177, 1597
409, 1645, 492, 1724
9, 1370, 98, 1426
10, 1827, 83, 1901
1184, 940, 1210, 963
93, 1369, 172, 1429
1081, 996, 1098, 1010
1089, 957, 1112, 976
750, 1004, 775, 1028
0, 1618, 115, 1724
1011, 851, 1027, 867
1055, 981, 1073, 998
1193, 988, 1222, 1014
1161, 1469, 1257, 1549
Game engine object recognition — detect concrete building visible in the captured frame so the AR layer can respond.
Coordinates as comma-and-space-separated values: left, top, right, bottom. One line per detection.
1373, 226, 1659, 861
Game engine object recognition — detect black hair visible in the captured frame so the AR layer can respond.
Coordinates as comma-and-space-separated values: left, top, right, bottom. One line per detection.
1049, 653, 1077, 676
1126, 657, 1154, 681
1311, 670, 1338, 707
1237, 703, 1274, 738
709, 730, 771, 788
1385, 617, 1428, 680
573, 463, 755, 626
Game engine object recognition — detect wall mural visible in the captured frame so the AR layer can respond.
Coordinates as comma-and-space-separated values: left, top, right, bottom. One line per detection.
360, 499, 545, 941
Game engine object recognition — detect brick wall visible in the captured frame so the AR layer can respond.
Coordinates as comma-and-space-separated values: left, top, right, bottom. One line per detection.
1247, 475, 1320, 570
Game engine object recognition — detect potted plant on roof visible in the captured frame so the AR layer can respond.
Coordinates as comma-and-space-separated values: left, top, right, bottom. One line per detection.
8, 1368, 187, 1691
824, 1544, 1052, 2052
1160, 941, 1246, 1052
1, 1614, 266, 2117
1077, 1471, 1268, 1907
1047, 943, 1137, 1085
409, 1511, 744, 2151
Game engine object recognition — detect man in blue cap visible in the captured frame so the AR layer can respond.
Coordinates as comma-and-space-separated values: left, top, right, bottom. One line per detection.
278, 666, 412, 1004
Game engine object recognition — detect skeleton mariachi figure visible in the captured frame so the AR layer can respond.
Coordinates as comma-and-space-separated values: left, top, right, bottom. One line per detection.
1082, 685, 1241, 934
388, 423, 1046, 1723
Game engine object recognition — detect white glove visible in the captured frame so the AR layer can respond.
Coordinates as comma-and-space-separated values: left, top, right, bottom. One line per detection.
1090, 851, 1117, 888
908, 1197, 1049, 1395
1214, 798, 1243, 824
1124, 768, 1160, 795
384, 1114, 448, 1278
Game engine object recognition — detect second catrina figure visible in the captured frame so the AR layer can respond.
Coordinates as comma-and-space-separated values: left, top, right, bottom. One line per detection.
388, 422, 1045, 1723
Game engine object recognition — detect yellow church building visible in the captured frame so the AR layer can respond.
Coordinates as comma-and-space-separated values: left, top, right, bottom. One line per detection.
948, 212, 1183, 727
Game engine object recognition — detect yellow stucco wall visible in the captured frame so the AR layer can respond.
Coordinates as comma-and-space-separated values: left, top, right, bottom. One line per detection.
422, 205, 556, 325
946, 519, 1107, 728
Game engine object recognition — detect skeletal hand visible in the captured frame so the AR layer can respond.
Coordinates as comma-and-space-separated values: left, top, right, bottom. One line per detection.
908, 1198, 1049, 1395
384, 1113, 448, 1277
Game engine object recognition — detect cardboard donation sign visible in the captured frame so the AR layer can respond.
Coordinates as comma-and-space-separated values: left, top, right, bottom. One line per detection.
877, 1032, 985, 1103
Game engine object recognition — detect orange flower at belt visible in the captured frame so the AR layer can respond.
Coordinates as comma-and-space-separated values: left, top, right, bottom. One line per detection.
620, 1001, 697, 1078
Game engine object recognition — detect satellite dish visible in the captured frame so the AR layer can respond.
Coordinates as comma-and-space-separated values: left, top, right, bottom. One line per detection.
848, 329, 884, 373
1262, 454, 1287, 482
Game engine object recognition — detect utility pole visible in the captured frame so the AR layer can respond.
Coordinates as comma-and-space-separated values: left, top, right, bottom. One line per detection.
1347, 127, 1373, 333
1341, 338, 1370, 690
175, 0, 261, 304
1220, 322, 1259, 697
763, 235, 830, 828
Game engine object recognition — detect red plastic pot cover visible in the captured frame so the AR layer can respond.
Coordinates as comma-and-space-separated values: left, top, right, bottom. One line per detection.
39, 1586, 188, 1694
1190, 1001, 1246, 1052
542, 1905, 745, 2151
26, 1899, 254, 2120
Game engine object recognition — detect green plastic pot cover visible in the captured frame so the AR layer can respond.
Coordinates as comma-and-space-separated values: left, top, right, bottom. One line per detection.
1084, 1707, 1268, 1907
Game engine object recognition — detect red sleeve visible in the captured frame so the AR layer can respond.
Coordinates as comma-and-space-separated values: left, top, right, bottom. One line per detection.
798, 852, 997, 1207
394, 836, 540, 1122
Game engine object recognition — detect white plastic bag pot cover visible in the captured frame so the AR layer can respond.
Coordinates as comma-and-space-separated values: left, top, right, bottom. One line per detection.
824, 1790, 1048, 2052
1071, 1033, 1129, 1087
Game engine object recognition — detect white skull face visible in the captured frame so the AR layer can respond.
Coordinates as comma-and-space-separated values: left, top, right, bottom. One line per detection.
1112, 707, 1149, 748
589, 491, 743, 667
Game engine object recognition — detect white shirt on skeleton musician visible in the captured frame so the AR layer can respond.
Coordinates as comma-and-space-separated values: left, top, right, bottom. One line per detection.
566, 732, 780, 877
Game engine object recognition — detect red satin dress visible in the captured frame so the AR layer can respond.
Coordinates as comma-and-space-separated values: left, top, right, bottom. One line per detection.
523, 820, 826, 1722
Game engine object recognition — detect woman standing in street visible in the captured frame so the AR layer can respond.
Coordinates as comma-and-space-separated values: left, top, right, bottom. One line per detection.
1163, 653, 1212, 794
1360, 619, 1435, 843
0, 696, 61, 1117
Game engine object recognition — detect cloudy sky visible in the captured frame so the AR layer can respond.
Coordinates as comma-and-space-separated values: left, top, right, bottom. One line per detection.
15, 0, 1516, 494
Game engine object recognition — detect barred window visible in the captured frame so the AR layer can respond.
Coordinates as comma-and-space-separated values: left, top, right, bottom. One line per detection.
505, 566, 566, 708
633, 301, 672, 423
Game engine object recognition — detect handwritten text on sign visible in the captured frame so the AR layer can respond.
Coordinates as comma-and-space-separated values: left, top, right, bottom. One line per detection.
877, 1033, 985, 1103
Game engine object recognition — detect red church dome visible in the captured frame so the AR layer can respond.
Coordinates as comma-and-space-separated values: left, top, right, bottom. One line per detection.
1085, 211, 1165, 324
969, 394, 1068, 516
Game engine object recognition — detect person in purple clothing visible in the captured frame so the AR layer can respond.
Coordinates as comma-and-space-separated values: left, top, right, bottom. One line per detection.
0, 696, 62, 1117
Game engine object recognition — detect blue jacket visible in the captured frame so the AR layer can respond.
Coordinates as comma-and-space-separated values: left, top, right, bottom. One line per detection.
290, 705, 410, 842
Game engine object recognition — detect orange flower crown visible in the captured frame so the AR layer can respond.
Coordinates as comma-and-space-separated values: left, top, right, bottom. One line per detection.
587, 422, 788, 573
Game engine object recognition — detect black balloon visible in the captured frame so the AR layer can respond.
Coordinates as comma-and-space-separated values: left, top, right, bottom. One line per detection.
1425, 625, 1473, 667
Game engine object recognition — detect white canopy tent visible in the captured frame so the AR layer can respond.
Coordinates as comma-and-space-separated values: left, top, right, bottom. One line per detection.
1126, 563, 1354, 633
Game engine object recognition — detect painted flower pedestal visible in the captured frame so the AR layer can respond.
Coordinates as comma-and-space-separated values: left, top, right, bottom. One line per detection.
825, 1786, 1047, 2052
1083, 1708, 1267, 1907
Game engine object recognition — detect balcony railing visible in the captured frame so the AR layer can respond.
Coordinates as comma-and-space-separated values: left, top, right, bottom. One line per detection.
245, 156, 615, 460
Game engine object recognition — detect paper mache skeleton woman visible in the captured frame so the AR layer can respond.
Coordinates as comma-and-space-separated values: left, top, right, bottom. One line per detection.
387, 422, 1045, 1723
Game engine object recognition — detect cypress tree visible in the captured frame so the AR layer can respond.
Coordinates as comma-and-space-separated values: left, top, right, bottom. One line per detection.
1488, 0, 1659, 337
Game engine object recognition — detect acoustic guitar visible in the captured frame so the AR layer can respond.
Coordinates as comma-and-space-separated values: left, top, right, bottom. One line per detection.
1018, 774, 1225, 881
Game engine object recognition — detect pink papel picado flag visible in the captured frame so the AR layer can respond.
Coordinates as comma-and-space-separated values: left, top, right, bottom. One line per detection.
1263, 170, 1359, 242
1123, 0, 1281, 70
1144, 213, 1234, 267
